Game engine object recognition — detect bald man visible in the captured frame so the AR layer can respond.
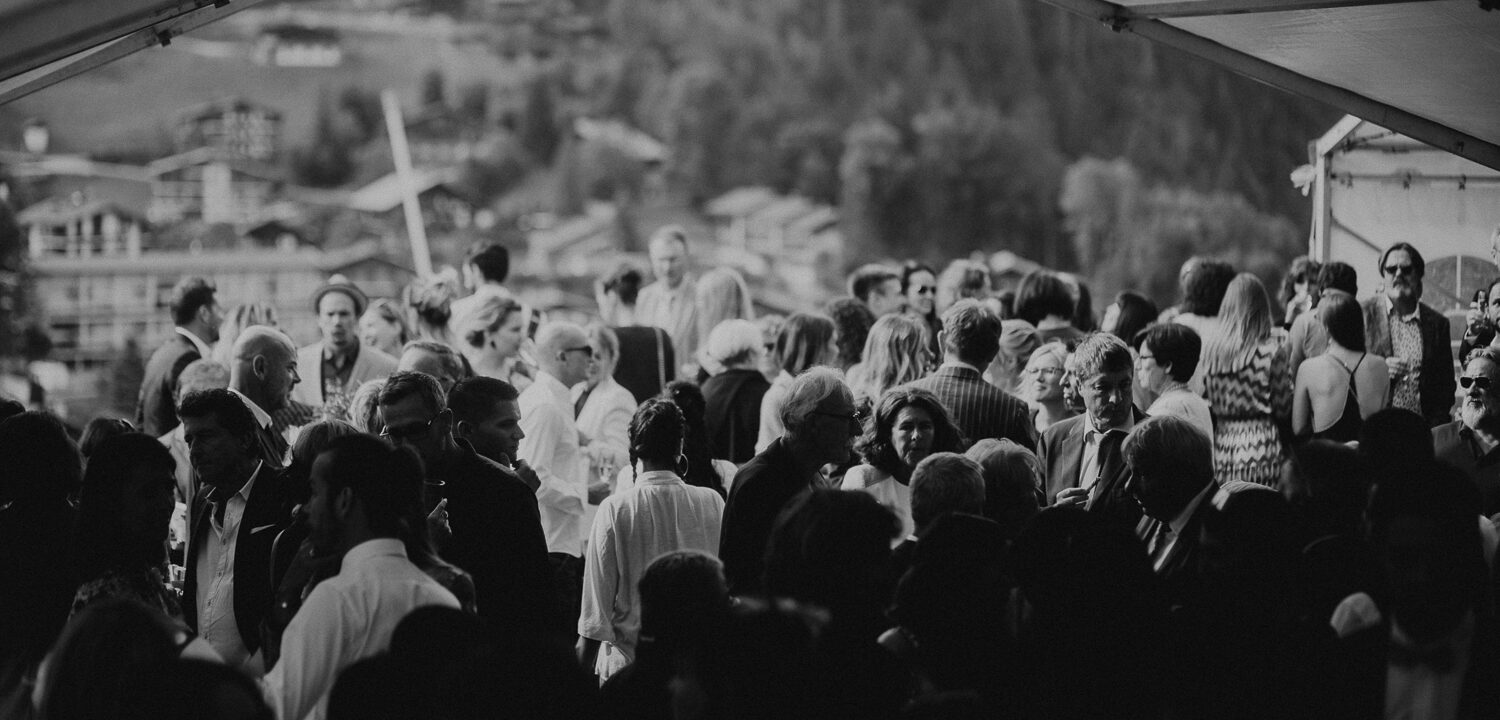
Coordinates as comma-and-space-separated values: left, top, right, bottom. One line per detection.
230, 326, 302, 467
519, 322, 594, 562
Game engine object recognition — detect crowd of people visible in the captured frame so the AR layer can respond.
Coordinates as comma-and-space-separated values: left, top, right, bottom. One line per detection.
3, 226, 1500, 719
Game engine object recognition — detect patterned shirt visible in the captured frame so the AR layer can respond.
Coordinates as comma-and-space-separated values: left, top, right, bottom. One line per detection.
320, 344, 359, 421
1387, 297, 1424, 415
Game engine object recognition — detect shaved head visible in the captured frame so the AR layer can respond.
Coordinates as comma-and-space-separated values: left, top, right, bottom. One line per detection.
230, 326, 300, 412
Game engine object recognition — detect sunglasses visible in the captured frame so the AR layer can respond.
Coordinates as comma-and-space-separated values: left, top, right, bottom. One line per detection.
1460, 376, 1493, 391
1383, 264, 1415, 276
561, 345, 594, 357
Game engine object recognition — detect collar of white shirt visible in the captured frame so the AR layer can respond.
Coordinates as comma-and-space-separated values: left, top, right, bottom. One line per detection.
338, 537, 409, 574
635, 470, 682, 486
175, 327, 213, 359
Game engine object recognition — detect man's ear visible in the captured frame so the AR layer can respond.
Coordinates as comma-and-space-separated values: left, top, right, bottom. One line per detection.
252, 354, 268, 378
333, 485, 356, 520
454, 417, 471, 439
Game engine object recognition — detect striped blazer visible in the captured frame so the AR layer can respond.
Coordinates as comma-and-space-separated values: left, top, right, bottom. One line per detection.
906, 365, 1037, 451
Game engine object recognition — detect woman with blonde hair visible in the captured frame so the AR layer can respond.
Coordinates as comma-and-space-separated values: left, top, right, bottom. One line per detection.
212, 302, 278, 366
1020, 342, 1075, 434
1200, 273, 1293, 485
459, 294, 535, 392
847, 314, 933, 409
755, 312, 837, 452
405, 269, 465, 349
359, 298, 411, 359
693, 267, 756, 358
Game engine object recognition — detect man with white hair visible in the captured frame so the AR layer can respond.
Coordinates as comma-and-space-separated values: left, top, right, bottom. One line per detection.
635, 226, 698, 378
518, 321, 595, 559
719, 366, 861, 595
700, 319, 772, 464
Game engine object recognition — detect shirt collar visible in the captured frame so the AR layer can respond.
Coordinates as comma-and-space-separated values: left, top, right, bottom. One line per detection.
339, 537, 408, 573
1383, 294, 1421, 322
636, 470, 683, 486
940, 360, 981, 374
1087, 409, 1136, 437
322, 341, 359, 366
1169, 482, 1214, 536
174, 327, 213, 359
228, 388, 273, 429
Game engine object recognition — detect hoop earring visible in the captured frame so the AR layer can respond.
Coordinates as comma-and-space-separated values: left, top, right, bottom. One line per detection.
675, 453, 690, 477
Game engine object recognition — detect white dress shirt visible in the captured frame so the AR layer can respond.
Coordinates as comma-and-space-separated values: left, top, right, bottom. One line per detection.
261, 538, 459, 720
579, 471, 724, 666
573, 376, 637, 471
840, 465, 914, 540
195, 465, 263, 669
519, 371, 588, 556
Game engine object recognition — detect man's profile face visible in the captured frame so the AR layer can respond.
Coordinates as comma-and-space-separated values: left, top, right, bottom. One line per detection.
1079, 367, 1134, 429
318, 293, 359, 352
259, 344, 300, 412
1460, 358, 1500, 430
649, 237, 688, 288
380, 394, 445, 465
461, 399, 525, 465
805, 391, 860, 467
867, 278, 904, 317
202, 301, 223, 343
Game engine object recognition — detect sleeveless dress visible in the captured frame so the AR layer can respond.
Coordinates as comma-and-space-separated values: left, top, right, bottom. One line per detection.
1201, 331, 1292, 486
1312, 353, 1365, 443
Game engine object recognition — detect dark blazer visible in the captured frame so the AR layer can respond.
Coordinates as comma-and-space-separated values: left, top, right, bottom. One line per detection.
136, 332, 201, 437
702, 368, 771, 464
182, 466, 296, 657
1038, 412, 1145, 530
612, 326, 676, 404
1361, 297, 1456, 427
428, 441, 555, 634
1134, 486, 1214, 604
720, 437, 815, 596
1434, 420, 1500, 516
905, 365, 1036, 452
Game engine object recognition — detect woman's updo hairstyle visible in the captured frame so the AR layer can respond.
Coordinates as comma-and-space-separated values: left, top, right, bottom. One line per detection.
629, 399, 686, 477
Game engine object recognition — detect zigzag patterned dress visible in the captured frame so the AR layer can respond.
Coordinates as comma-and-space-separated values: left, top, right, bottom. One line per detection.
1201, 330, 1293, 486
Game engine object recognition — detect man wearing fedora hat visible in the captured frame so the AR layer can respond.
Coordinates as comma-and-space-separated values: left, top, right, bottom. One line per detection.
293, 275, 398, 421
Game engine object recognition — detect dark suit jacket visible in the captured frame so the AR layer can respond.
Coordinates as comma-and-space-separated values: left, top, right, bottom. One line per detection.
612, 326, 676, 404
1039, 412, 1145, 530
182, 465, 296, 656
720, 437, 815, 596
137, 332, 201, 437
1361, 297, 1456, 426
906, 365, 1036, 452
702, 368, 771, 464
1434, 420, 1500, 516
428, 441, 554, 634
1135, 485, 1214, 604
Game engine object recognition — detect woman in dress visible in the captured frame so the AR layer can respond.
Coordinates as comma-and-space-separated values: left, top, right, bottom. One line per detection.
69, 434, 181, 621
1292, 293, 1389, 442
846, 314, 933, 411
359, 298, 411, 359
1021, 343, 1076, 434
841, 387, 965, 540
1200, 273, 1294, 485
459, 294, 534, 392
756, 312, 837, 453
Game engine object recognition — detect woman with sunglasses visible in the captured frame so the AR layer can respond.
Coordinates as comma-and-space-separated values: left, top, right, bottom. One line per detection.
1292, 293, 1389, 443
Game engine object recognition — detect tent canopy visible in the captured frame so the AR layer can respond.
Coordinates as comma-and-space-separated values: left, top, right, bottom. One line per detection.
1036, 0, 1500, 172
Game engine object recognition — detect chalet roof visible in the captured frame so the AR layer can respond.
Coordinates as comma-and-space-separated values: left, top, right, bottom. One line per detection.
17, 196, 148, 226
751, 196, 819, 228
704, 186, 778, 218
146, 147, 283, 181
174, 96, 284, 125
2, 154, 151, 183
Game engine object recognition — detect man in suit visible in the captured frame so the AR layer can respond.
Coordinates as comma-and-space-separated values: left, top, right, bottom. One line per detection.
293, 277, 398, 422
228, 326, 301, 468
137, 276, 220, 436
720, 367, 861, 596
1120, 414, 1216, 602
635, 226, 698, 379
1361, 242, 1456, 427
1039, 332, 1142, 529
377, 371, 555, 635
907, 299, 1035, 451
180, 388, 295, 672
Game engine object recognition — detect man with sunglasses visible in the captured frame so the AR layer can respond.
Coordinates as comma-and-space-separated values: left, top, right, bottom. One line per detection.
377, 371, 554, 634
1433, 349, 1500, 515
1361, 242, 1456, 427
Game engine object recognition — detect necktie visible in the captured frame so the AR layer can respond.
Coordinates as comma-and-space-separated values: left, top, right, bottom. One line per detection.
574, 387, 593, 419
1087, 431, 1123, 510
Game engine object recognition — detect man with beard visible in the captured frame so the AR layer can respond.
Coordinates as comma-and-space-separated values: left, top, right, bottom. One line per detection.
1361, 243, 1456, 427
261, 435, 458, 720
294, 277, 398, 422
1434, 349, 1500, 515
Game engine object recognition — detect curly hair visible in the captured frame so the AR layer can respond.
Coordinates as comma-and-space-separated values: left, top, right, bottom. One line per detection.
629, 399, 686, 479
854, 387, 965, 481
662, 381, 723, 496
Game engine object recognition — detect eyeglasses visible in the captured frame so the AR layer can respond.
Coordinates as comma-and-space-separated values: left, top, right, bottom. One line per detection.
913, 286, 936, 295
813, 409, 865, 424
1383, 264, 1415, 277
380, 417, 435, 440
1460, 376, 1493, 391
